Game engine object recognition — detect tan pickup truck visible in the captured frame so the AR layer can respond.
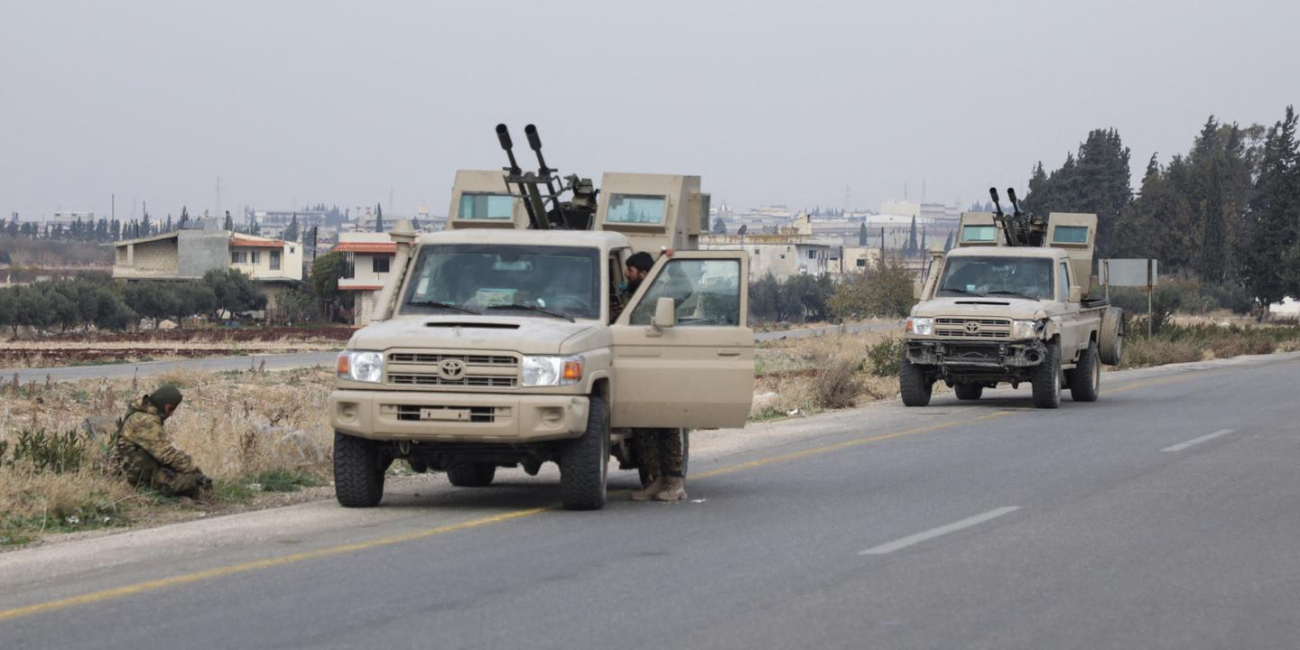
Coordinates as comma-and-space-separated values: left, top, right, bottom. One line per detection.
329, 128, 755, 510
901, 204, 1124, 409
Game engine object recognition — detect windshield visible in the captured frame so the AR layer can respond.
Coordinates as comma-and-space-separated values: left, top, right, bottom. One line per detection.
401, 244, 601, 320
937, 256, 1054, 300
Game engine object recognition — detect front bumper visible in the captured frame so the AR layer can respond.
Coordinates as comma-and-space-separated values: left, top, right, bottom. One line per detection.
330, 390, 590, 443
906, 338, 1047, 369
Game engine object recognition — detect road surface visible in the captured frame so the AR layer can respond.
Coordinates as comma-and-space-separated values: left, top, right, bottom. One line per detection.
2, 352, 1296, 649
1, 323, 899, 384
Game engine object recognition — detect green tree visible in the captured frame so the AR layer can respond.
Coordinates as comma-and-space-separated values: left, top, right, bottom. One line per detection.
827, 257, 915, 321
374, 204, 384, 233
310, 251, 352, 321
1022, 129, 1132, 258
203, 269, 267, 318
223, 210, 234, 232
857, 223, 867, 246
1237, 106, 1300, 315
283, 214, 300, 242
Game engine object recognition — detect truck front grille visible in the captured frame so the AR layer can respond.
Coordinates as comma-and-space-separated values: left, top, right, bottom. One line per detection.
385, 351, 520, 389
934, 317, 1012, 339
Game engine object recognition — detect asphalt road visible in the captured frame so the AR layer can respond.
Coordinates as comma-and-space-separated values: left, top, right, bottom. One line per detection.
1, 322, 898, 384
2, 352, 1297, 649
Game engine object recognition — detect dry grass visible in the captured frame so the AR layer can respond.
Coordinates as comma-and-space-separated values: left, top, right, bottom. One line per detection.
1, 367, 335, 546
752, 331, 902, 419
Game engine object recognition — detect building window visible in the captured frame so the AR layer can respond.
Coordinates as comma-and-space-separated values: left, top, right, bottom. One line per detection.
270, 250, 281, 271
231, 251, 247, 264
373, 256, 390, 274
856, 258, 866, 268
808, 250, 816, 260
250, 251, 261, 265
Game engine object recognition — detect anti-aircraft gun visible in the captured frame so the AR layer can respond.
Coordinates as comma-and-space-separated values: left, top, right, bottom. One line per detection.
989, 187, 1047, 247
495, 123, 599, 231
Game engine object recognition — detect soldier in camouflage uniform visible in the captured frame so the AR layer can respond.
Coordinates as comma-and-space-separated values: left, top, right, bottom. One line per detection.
631, 429, 687, 502
111, 385, 211, 497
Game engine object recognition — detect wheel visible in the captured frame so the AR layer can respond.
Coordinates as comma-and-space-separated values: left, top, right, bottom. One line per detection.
1031, 342, 1062, 409
954, 383, 984, 401
1068, 342, 1101, 402
560, 394, 609, 510
447, 463, 496, 487
899, 354, 933, 407
334, 432, 385, 507
1099, 307, 1124, 365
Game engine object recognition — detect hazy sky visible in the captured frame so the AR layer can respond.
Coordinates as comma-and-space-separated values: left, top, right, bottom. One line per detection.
3, 0, 1297, 221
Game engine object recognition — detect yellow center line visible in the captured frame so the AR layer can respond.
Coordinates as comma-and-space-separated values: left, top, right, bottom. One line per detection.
0, 360, 1239, 623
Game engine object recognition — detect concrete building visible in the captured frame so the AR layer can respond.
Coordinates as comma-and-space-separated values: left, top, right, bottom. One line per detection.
702, 233, 839, 281
333, 232, 397, 325
112, 220, 303, 283
838, 246, 882, 273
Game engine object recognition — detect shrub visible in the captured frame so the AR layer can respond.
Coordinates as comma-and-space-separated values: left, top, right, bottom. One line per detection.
812, 356, 862, 409
828, 257, 915, 322
4, 428, 92, 474
866, 338, 906, 377
1120, 338, 1203, 369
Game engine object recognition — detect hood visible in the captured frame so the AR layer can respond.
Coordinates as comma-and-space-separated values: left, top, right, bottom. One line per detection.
912, 297, 1046, 321
348, 315, 597, 355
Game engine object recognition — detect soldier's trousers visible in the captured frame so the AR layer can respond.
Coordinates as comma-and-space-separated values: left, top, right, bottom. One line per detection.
636, 429, 685, 479
116, 445, 205, 497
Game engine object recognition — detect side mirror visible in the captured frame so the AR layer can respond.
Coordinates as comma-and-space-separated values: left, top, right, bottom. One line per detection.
1068, 286, 1082, 303
651, 297, 677, 330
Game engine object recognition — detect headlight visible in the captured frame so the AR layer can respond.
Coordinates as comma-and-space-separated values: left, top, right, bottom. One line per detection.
906, 317, 933, 336
1011, 320, 1040, 339
337, 350, 384, 383
521, 355, 584, 387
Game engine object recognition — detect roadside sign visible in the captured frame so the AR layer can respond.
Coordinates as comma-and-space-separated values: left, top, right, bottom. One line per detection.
1100, 259, 1157, 288
1100, 259, 1159, 336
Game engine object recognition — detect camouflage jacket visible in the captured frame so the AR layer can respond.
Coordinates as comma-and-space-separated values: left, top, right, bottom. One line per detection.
115, 397, 198, 474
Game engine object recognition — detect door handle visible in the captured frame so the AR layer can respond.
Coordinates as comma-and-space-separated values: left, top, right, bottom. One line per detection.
717, 349, 741, 357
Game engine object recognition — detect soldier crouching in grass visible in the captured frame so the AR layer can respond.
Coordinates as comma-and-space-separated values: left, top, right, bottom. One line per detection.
111, 385, 212, 498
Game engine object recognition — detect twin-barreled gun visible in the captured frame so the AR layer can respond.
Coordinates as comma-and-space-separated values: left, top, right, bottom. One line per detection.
988, 187, 1047, 247
495, 124, 598, 231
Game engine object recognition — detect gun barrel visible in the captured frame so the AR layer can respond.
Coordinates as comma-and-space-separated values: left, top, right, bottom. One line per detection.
988, 187, 1004, 216
496, 124, 521, 175
524, 124, 551, 175
1006, 187, 1023, 216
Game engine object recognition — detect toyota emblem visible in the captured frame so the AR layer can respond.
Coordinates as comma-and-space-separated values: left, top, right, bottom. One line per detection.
965, 321, 981, 333
438, 359, 467, 380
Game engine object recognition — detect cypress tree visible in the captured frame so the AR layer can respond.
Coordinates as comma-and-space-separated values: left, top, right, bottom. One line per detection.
374, 204, 384, 233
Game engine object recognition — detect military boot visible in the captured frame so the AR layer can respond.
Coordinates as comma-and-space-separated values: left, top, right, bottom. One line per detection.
653, 476, 687, 502
631, 477, 665, 502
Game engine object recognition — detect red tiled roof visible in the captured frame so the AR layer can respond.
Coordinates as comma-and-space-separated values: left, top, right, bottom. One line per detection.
229, 236, 285, 249
332, 242, 397, 254
338, 284, 384, 291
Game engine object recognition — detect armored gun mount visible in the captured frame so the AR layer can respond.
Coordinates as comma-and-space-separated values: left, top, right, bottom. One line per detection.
989, 187, 1047, 247
496, 124, 599, 231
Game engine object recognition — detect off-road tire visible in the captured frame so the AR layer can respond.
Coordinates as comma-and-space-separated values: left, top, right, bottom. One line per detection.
1031, 342, 1062, 409
447, 463, 496, 487
899, 355, 933, 407
334, 432, 385, 508
1099, 307, 1124, 365
954, 383, 984, 401
560, 395, 609, 510
1068, 342, 1101, 402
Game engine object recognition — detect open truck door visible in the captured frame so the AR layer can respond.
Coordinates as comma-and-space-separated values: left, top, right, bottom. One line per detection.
609, 251, 754, 429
